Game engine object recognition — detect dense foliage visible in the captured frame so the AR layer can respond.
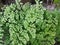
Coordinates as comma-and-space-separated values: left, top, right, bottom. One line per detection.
56, 10, 60, 42
54, 0, 60, 3
0, 0, 58, 45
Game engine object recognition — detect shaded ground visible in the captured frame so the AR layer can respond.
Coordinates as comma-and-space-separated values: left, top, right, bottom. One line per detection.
55, 42, 60, 45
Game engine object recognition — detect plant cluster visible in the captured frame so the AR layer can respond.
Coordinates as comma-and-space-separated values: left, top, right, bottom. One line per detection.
0, 0, 58, 45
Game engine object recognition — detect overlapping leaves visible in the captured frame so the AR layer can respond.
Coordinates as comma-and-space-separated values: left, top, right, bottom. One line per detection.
0, 0, 58, 45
